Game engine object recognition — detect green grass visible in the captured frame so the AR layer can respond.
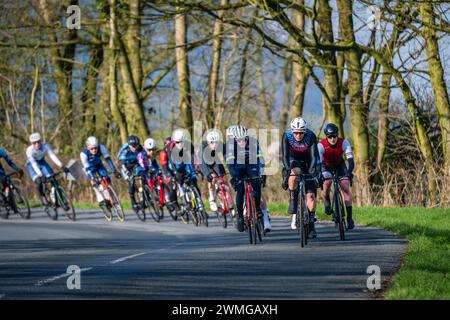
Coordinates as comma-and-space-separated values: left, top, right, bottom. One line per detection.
269, 203, 450, 300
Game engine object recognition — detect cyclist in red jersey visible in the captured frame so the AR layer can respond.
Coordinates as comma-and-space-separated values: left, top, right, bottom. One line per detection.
317, 123, 355, 229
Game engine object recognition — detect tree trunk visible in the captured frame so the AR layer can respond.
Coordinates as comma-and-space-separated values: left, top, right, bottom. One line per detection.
337, 0, 371, 205
419, 1, 450, 198
291, 0, 309, 117
174, 11, 193, 134
108, 0, 128, 144
279, 56, 292, 131
124, 0, 143, 96
39, 0, 77, 148
317, 0, 344, 131
206, 0, 228, 128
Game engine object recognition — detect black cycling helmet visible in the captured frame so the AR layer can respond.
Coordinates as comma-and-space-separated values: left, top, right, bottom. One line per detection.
324, 123, 339, 136
128, 135, 140, 147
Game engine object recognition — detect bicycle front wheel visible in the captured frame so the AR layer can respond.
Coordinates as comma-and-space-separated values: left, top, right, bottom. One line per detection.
336, 190, 346, 241
144, 185, 161, 223
108, 186, 125, 222
12, 187, 31, 219
56, 186, 76, 221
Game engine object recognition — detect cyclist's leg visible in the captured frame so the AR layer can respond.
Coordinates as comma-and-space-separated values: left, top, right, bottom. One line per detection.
27, 162, 48, 205
288, 160, 301, 216
127, 166, 138, 210
95, 166, 109, 206
338, 162, 354, 229
247, 164, 262, 218
305, 179, 318, 238
234, 165, 245, 232
322, 167, 333, 215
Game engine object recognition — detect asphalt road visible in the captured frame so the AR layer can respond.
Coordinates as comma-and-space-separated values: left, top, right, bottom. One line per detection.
0, 208, 406, 299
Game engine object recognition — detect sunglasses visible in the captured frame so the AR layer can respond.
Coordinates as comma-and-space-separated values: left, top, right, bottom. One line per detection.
175, 141, 183, 145
88, 147, 98, 151
327, 135, 338, 139
293, 131, 305, 135
32, 141, 41, 145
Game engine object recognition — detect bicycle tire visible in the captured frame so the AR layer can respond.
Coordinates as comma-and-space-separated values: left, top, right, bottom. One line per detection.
0, 193, 8, 219
163, 184, 178, 221
12, 187, 31, 219
144, 185, 161, 223
100, 203, 113, 221
56, 186, 76, 221
297, 188, 307, 248
193, 186, 208, 227
107, 186, 125, 222
336, 189, 346, 241
44, 185, 58, 220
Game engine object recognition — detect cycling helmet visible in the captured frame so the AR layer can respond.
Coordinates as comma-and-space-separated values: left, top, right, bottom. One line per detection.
172, 129, 186, 142
206, 131, 220, 143
226, 125, 237, 137
29, 133, 42, 143
324, 123, 339, 136
86, 136, 99, 148
233, 125, 248, 139
290, 117, 307, 132
144, 138, 156, 150
127, 135, 140, 147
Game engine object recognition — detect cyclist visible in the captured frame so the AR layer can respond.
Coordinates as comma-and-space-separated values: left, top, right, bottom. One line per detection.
226, 125, 264, 233
197, 130, 230, 213
318, 123, 355, 229
143, 138, 161, 177
158, 136, 181, 211
0, 147, 24, 195
80, 136, 121, 208
281, 118, 320, 238
26, 133, 70, 206
117, 135, 148, 212
168, 129, 201, 195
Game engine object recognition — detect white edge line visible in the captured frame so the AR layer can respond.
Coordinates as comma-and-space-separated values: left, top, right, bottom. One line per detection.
109, 252, 147, 264
35, 267, 93, 287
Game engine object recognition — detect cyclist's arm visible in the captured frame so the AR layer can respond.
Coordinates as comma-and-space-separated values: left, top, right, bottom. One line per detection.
308, 135, 320, 175
343, 139, 354, 173
26, 146, 43, 176
45, 144, 63, 168
100, 145, 117, 173
281, 132, 290, 170
317, 142, 326, 172
0, 148, 19, 172
225, 142, 237, 178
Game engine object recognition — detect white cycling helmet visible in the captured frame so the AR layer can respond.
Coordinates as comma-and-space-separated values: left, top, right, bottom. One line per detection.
234, 125, 248, 139
226, 125, 237, 138
290, 117, 307, 133
29, 132, 42, 143
171, 129, 186, 142
144, 138, 156, 150
206, 131, 220, 143
86, 136, 99, 148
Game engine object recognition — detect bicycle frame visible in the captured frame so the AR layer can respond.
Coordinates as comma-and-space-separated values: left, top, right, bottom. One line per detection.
212, 175, 231, 215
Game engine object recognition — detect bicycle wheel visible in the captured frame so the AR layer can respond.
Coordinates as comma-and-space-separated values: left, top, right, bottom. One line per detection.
185, 187, 199, 226
56, 186, 76, 221
297, 191, 306, 248
107, 186, 125, 222
44, 186, 58, 220
11, 187, 31, 219
0, 194, 8, 219
216, 191, 228, 228
336, 190, 346, 241
192, 187, 208, 227
143, 185, 160, 223
164, 184, 178, 221
100, 202, 113, 221
226, 192, 236, 228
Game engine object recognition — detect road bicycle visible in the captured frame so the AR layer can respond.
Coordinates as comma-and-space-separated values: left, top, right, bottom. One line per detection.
0, 172, 31, 220
211, 173, 236, 229
177, 176, 208, 227
93, 172, 125, 222
240, 176, 263, 245
42, 171, 76, 221
324, 173, 349, 241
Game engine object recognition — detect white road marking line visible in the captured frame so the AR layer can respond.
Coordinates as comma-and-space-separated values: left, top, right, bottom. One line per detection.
35, 267, 93, 287
110, 252, 147, 264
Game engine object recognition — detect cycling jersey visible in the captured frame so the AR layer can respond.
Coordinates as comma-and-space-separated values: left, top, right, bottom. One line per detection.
117, 143, 146, 168
0, 147, 19, 175
26, 143, 62, 177
318, 138, 353, 168
80, 144, 116, 173
197, 140, 226, 178
282, 128, 319, 173
226, 136, 264, 178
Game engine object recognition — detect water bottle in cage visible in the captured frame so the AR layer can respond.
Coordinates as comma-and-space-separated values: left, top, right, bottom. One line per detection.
50, 186, 56, 203
138, 187, 144, 202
